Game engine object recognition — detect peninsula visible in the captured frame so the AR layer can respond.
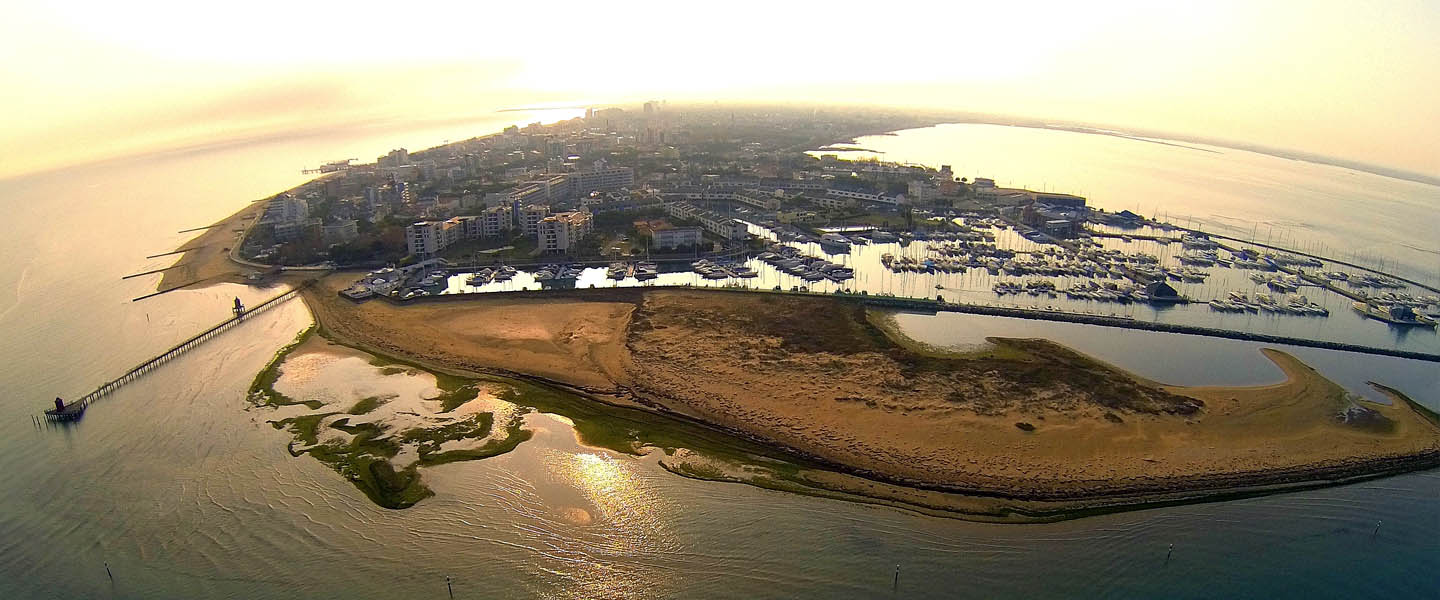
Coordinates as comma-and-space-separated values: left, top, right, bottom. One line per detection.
159, 103, 1440, 519
297, 276, 1440, 521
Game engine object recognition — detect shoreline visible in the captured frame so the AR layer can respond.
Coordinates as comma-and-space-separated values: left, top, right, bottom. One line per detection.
294, 276, 1440, 521
157, 194, 278, 290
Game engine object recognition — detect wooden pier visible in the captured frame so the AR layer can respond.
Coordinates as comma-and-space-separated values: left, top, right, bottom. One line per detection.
39, 283, 309, 422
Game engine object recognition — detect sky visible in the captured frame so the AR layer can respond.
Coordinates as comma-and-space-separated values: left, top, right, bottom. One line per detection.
2, 0, 1437, 180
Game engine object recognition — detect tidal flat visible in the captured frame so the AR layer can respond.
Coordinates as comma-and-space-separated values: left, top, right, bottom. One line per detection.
254, 335, 534, 508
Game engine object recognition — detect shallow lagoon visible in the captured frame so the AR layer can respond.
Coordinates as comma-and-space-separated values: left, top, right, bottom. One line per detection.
890, 310, 1440, 410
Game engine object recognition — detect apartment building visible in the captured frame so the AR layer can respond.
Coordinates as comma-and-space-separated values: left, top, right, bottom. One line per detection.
537, 211, 594, 253
407, 219, 462, 257
663, 201, 749, 240
519, 204, 552, 236
733, 189, 782, 211
567, 166, 634, 196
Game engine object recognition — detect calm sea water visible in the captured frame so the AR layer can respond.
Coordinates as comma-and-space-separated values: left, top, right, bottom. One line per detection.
1, 119, 1437, 599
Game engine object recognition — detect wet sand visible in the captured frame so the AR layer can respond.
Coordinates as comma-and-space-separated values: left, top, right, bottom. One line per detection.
303, 274, 634, 391
300, 278, 1440, 519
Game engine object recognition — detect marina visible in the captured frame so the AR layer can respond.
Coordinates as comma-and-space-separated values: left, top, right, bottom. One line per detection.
349, 216, 1440, 358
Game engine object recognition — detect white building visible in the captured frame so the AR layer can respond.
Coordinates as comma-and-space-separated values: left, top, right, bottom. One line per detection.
406, 220, 457, 257
827, 188, 902, 205
537, 211, 593, 253
379, 148, 409, 167
519, 205, 551, 236
262, 195, 309, 224
811, 194, 854, 210
652, 226, 702, 249
567, 166, 634, 196
733, 189, 781, 211
476, 205, 513, 238
908, 180, 939, 204
665, 202, 749, 240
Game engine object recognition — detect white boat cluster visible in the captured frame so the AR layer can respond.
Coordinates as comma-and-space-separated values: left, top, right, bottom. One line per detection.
758, 246, 852, 282
992, 279, 1152, 303
396, 268, 452, 299
608, 261, 660, 281
1248, 272, 1303, 292
1264, 252, 1324, 268
691, 259, 755, 280
1063, 281, 1152, 303
531, 264, 584, 281
906, 227, 996, 243
465, 266, 516, 286
1180, 234, 1219, 250
882, 253, 971, 273
1353, 290, 1440, 312
1208, 292, 1329, 316
1327, 271, 1407, 289
341, 266, 403, 299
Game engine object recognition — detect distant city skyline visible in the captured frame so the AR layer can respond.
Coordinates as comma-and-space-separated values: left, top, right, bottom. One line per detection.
3, 0, 1437, 180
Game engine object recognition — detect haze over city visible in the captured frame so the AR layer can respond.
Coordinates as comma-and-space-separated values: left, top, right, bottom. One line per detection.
4, 0, 1437, 180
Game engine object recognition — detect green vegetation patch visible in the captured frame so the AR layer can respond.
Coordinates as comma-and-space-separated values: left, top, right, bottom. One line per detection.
403, 412, 493, 452
249, 323, 320, 409
436, 385, 482, 413
347, 395, 389, 415
271, 413, 426, 508
417, 415, 535, 466
271, 412, 337, 447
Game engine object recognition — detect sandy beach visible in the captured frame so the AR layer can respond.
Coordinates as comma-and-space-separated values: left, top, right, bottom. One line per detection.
299, 277, 1440, 518
303, 275, 635, 391
156, 197, 272, 289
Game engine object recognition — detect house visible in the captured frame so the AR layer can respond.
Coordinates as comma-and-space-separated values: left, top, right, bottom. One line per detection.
1146, 280, 1182, 303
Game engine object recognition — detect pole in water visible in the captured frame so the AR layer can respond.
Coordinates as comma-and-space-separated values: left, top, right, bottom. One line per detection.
893, 564, 899, 592
1165, 543, 1173, 565
1372, 520, 1382, 539
446, 575, 453, 599
105, 562, 113, 581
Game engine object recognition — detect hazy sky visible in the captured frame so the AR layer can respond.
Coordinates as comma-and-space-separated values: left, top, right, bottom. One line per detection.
3, 0, 1437, 179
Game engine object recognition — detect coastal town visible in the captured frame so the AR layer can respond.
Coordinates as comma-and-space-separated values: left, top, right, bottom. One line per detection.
228, 104, 1438, 338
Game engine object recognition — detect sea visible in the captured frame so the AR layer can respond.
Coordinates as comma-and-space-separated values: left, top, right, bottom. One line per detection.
0, 117, 1436, 599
